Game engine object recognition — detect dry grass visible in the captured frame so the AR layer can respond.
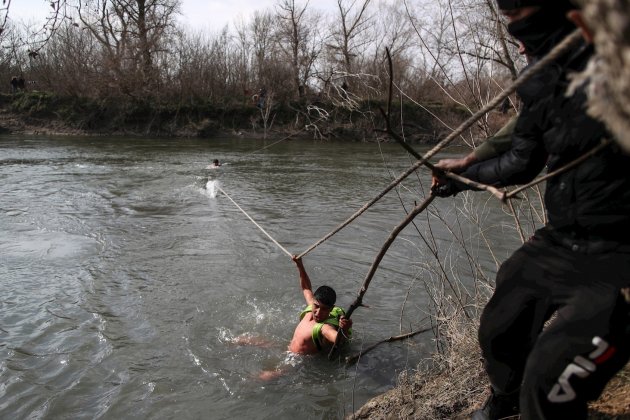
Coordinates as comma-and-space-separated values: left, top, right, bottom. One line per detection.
348, 188, 628, 419
348, 302, 488, 419
348, 309, 630, 420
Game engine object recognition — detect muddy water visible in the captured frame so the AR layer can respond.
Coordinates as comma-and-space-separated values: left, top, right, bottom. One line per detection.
0, 136, 520, 419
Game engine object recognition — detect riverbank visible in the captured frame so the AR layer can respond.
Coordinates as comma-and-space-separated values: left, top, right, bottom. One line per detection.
350, 366, 630, 419
0, 91, 471, 143
346, 292, 629, 419
349, 317, 630, 420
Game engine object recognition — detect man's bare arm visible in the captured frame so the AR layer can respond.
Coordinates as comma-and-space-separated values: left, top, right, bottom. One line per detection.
292, 256, 314, 306
320, 317, 352, 346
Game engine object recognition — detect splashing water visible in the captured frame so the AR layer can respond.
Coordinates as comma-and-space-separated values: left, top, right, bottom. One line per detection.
205, 180, 218, 198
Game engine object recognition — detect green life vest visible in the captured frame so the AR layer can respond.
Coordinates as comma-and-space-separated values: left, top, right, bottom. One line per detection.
299, 305, 350, 351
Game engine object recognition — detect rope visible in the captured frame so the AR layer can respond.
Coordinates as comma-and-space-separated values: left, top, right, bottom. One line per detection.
216, 185, 293, 258
297, 29, 583, 259
240, 115, 329, 158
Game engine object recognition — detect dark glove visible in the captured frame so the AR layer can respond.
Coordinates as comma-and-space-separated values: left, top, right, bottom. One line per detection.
431, 180, 461, 197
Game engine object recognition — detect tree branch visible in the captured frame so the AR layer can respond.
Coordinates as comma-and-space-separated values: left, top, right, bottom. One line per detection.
345, 327, 432, 364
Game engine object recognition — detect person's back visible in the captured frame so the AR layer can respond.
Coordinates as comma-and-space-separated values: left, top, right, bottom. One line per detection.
289, 302, 347, 354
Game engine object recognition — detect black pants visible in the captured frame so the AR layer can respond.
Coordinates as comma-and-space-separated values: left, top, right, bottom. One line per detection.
479, 233, 630, 419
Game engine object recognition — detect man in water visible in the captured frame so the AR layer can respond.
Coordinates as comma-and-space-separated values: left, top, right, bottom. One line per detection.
288, 256, 352, 354
252, 257, 352, 380
234, 256, 351, 357
207, 159, 221, 169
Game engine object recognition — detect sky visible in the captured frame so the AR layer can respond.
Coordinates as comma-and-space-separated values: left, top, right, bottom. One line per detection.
7, 0, 342, 32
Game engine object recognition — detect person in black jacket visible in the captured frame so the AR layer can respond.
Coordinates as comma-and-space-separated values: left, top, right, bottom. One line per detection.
433, 2, 630, 419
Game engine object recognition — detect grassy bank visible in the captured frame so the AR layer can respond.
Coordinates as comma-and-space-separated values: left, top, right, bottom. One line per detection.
0, 91, 470, 142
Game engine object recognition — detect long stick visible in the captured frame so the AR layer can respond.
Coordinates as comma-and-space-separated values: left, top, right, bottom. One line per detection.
345, 195, 435, 319
298, 30, 582, 259
217, 185, 293, 258
328, 195, 436, 358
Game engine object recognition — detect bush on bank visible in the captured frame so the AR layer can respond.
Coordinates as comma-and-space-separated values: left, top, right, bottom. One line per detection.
0, 91, 472, 142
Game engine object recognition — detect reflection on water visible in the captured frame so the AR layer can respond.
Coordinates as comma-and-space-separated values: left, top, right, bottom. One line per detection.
0, 136, 521, 418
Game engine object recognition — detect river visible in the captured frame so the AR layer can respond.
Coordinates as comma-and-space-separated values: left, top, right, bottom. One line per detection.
0, 135, 526, 419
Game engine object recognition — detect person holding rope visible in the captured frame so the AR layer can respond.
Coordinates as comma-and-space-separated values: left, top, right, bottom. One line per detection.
253, 257, 352, 381
288, 256, 352, 354
432, 1, 630, 419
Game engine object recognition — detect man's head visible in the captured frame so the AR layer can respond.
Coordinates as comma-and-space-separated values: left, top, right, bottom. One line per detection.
496, 0, 577, 56
312, 286, 336, 322
314, 285, 336, 307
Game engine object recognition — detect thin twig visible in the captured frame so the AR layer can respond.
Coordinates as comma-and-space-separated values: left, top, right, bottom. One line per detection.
345, 327, 432, 365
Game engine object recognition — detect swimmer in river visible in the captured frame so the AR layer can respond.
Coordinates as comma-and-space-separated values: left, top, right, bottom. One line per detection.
206, 159, 221, 169
234, 256, 352, 380
288, 256, 352, 354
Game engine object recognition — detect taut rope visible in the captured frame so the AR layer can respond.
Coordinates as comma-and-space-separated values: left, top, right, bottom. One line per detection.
216, 185, 293, 258
240, 116, 329, 158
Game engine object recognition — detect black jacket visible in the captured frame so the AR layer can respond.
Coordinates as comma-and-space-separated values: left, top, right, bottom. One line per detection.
461, 41, 630, 253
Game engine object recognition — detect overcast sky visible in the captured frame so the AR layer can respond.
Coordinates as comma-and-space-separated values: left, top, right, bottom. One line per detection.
7, 0, 343, 32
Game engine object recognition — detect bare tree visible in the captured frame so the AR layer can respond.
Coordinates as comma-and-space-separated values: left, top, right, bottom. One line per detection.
327, 0, 373, 91
0, 0, 11, 35
1, 0, 74, 55
77, 0, 180, 97
275, 0, 322, 99
366, 1, 415, 97
29, 22, 102, 96
249, 11, 276, 91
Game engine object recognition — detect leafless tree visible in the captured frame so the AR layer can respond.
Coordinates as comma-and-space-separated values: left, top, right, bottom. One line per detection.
28, 22, 101, 96
77, 0, 180, 97
1, 0, 73, 55
248, 11, 276, 91
327, 0, 373, 91
275, 0, 322, 99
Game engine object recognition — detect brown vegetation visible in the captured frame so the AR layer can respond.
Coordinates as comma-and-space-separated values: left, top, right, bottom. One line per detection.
348, 305, 630, 419
1, 0, 521, 143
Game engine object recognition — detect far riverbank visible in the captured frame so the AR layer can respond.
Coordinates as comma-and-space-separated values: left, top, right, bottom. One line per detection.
0, 91, 477, 143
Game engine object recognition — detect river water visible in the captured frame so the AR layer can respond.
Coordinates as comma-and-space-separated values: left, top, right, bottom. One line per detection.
0, 135, 525, 419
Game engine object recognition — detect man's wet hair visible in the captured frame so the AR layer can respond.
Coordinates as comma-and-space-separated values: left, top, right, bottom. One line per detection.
314, 286, 336, 307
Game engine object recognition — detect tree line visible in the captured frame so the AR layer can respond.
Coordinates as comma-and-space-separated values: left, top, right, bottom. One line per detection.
0, 0, 524, 139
